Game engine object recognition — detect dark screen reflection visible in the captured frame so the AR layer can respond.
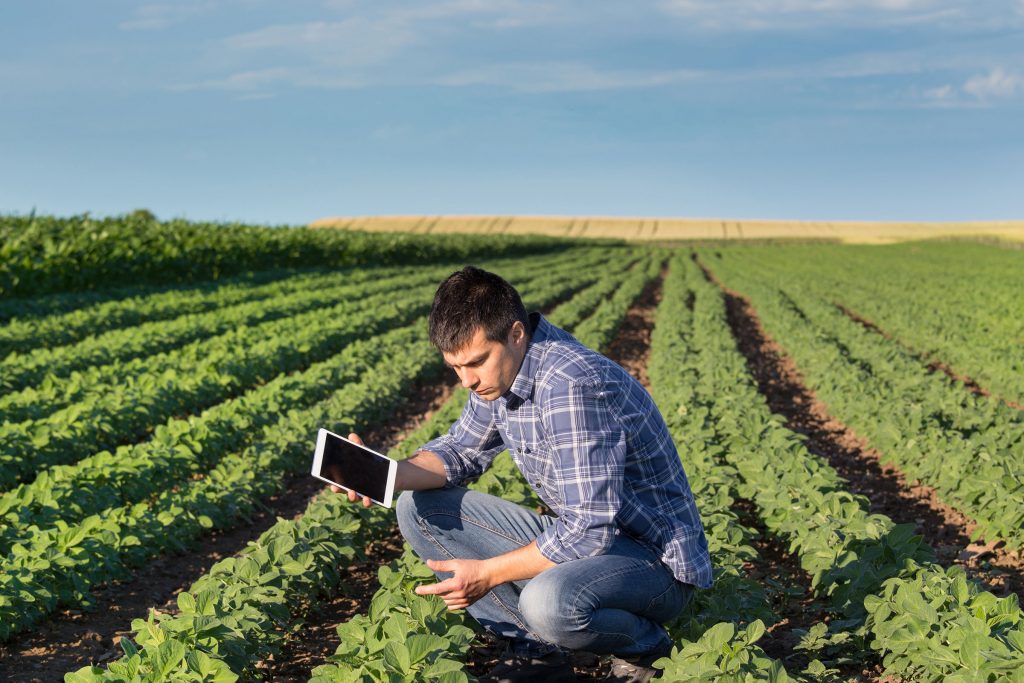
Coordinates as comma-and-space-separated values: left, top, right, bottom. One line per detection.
321, 434, 391, 502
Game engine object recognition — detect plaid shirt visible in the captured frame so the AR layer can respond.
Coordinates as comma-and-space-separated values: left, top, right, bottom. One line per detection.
420, 313, 712, 588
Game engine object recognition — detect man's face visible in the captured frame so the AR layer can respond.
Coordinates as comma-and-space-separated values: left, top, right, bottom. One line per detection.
442, 322, 528, 401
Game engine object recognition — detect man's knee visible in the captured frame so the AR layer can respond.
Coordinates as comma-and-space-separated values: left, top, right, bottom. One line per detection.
395, 487, 462, 541
518, 568, 586, 648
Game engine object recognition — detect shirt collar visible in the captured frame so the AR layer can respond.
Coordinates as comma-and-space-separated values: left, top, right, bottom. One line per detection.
505, 312, 547, 405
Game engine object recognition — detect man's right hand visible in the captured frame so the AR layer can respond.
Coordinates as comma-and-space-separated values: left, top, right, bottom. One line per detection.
328, 432, 373, 508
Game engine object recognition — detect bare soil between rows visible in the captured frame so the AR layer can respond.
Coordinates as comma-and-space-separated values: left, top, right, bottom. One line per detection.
698, 260, 1024, 606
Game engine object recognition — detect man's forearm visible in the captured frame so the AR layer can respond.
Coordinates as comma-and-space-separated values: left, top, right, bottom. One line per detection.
484, 540, 556, 586
396, 450, 449, 491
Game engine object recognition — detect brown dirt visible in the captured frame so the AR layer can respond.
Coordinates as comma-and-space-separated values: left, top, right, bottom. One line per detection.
0, 375, 458, 683
260, 532, 408, 682
835, 303, 1024, 411
603, 262, 666, 387
696, 260, 1024, 605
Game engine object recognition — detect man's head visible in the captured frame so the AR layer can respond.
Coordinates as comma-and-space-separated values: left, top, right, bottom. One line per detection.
429, 266, 531, 401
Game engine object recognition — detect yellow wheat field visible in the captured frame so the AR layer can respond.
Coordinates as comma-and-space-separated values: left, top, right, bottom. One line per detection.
310, 215, 1024, 244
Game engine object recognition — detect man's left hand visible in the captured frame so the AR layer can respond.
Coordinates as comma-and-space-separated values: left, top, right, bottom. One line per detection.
414, 558, 494, 610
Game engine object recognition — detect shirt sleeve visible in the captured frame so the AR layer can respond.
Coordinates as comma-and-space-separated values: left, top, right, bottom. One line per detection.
535, 377, 625, 564
419, 390, 506, 487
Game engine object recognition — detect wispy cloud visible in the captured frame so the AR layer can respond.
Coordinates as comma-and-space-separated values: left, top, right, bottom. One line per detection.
658, 0, 1019, 30
167, 65, 363, 92
964, 67, 1024, 100
119, 1, 219, 31
913, 67, 1024, 108
434, 62, 704, 92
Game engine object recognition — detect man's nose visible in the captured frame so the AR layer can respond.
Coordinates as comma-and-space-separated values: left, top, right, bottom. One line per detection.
459, 369, 479, 389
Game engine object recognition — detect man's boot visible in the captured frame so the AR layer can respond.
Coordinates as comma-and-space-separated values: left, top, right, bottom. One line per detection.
602, 642, 673, 682
478, 644, 577, 683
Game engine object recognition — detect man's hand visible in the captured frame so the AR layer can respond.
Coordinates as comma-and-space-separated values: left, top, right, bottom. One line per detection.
328, 432, 373, 508
414, 558, 495, 611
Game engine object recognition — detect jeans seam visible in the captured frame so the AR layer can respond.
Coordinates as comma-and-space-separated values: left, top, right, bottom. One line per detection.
419, 509, 538, 547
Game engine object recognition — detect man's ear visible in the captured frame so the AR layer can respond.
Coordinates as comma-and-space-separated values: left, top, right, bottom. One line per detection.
509, 320, 526, 345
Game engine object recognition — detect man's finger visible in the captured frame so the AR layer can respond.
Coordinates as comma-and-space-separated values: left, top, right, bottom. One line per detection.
348, 432, 364, 446
425, 558, 453, 572
415, 578, 459, 596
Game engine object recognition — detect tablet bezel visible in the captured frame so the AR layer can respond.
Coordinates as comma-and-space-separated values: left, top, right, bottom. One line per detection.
312, 428, 398, 508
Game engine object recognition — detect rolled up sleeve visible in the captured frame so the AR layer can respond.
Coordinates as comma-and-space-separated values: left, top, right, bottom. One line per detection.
420, 391, 505, 487
535, 377, 625, 564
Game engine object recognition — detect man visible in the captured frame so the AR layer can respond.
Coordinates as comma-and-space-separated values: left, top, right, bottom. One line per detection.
338, 266, 711, 683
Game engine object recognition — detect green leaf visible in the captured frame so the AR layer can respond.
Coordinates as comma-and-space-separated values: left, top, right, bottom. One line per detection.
383, 641, 412, 674
406, 634, 449, 664
150, 639, 187, 679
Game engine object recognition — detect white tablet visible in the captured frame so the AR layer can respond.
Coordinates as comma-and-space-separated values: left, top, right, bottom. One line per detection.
312, 428, 398, 508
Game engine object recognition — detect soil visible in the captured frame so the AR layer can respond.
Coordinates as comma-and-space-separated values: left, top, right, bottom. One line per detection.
603, 263, 665, 387
0, 375, 457, 683
696, 259, 1024, 605
835, 303, 1024, 411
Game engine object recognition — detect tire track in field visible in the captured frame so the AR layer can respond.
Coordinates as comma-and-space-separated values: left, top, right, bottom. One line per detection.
833, 302, 1024, 411
0, 376, 458, 683
697, 259, 1024, 607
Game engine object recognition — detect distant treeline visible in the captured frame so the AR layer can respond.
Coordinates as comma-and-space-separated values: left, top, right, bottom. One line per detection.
0, 211, 582, 300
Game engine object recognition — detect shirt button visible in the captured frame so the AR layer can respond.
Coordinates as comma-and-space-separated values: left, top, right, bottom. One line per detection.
524, 447, 531, 454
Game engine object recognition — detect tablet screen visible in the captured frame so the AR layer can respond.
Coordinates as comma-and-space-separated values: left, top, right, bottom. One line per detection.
319, 431, 391, 503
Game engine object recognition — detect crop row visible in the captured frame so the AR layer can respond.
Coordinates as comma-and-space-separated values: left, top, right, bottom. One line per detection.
64, 488, 381, 682
704, 249, 1024, 550
0, 265, 325, 326
685, 254, 1024, 680
0, 256, 609, 555
0, 245, 606, 395
0, 258, 609, 642
722, 242, 1024, 405
0, 250, 611, 492
58, 255, 654, 681
1, 264, 447, 393
0, 212, 575, 298
645, 255, 792, 680
0, 280, 438, 491
0, 263, 409, 358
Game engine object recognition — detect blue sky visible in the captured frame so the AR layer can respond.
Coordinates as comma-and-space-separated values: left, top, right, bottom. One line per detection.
1, 0, 1022, 225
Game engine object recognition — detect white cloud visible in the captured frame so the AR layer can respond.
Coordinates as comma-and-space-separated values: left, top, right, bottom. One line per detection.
225, 18, 418, 68
924, 83, 954, 100
119, 2, 219, 31
167, 66, 363, 92
658, 0, 1017, 30
434, 62, 704, 92
964, 66, 1024, 99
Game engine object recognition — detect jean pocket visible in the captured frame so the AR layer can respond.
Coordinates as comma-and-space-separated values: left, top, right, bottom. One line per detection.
644, 579, 688, 622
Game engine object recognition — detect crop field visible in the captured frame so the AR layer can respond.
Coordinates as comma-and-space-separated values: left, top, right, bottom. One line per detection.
0, 214, 1022, 682
310, 215, 1024, 245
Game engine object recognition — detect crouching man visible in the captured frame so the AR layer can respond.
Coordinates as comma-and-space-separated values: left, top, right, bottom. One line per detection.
338, 266, 711, 683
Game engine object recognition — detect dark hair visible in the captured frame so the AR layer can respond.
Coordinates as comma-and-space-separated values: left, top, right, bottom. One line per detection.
428, 266, 530, 353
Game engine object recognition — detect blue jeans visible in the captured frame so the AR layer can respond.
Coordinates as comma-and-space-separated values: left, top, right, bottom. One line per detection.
396, 487, 694, 658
